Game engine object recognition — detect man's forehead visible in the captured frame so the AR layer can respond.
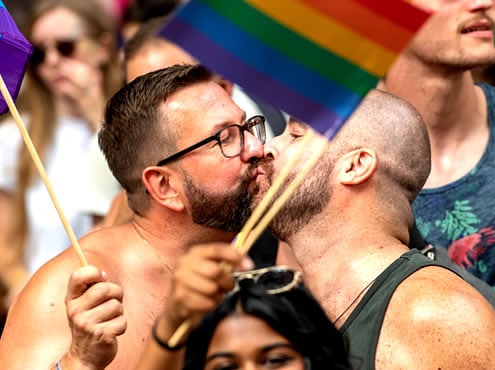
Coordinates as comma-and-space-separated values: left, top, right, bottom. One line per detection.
167, 81, 228, 109
165, 81, 244, 130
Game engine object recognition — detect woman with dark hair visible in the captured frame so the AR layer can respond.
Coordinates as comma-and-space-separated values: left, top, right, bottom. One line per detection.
136, 245, 351, 370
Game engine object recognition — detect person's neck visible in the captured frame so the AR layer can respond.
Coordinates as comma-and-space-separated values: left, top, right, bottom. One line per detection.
383, 54, 489, 187
132, 214, 235, 271
383, 54, 482, 134
286, 213, 408, 325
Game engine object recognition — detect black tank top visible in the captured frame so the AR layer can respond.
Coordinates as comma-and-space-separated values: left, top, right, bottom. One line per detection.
340, 249, 458, 370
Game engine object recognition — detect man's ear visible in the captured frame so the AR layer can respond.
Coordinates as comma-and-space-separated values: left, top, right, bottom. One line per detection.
338, 148, 377, 185
142, 166, 185, 212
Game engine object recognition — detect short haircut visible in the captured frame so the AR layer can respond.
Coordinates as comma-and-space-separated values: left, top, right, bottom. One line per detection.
330, 89, 431, 225
335, 89, 430, 199
98, 64, 213, 215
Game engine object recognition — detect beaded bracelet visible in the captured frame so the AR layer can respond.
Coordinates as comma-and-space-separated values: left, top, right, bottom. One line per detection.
152, 320, 186, 352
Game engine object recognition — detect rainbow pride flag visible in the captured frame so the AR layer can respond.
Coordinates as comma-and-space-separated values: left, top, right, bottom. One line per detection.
160, 0, 429, 136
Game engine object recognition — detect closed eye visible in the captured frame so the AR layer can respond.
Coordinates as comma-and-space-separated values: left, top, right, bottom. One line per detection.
289, 132, 304, 140
262, 354, 295, 368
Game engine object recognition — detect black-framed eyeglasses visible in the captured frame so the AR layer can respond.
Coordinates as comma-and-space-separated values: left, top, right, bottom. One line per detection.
231, 266, 302, 295
31, 39, 80, 66
156, 115, 266, 166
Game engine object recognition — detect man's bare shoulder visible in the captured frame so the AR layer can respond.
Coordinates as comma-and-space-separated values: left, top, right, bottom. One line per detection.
0, 247, 81, 368
0, 224, 135, 369
395, 265, 495, 320
82, 223, 134, 254
80, 224, 144, 278
378, 265, 495, 369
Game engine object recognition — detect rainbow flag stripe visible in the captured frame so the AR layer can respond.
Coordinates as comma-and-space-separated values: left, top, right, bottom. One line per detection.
160, 0, 428, 136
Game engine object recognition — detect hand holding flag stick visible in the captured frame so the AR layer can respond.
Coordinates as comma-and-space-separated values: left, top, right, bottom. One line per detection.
0, 75, 88, 267
166, 127, 330, 347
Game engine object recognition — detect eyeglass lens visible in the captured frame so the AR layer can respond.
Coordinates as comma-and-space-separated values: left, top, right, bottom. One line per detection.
246, 116, 266, 143
218, 125, 244, 157
218, 116, 265, 158
31, 40, 77, 65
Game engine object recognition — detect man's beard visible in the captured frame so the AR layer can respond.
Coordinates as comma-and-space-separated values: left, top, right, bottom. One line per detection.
268, 155, 332, 241
183, 166, 257, 233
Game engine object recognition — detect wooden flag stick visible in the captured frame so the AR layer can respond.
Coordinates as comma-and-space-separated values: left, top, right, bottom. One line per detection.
0, 74, 88, 267
167, 129, 329, 347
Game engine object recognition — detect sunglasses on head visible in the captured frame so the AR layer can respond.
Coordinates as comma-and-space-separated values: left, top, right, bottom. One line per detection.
31, 39, 78, 65
232, 266, 302, 295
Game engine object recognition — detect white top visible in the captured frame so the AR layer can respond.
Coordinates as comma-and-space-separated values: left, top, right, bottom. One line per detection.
0, 116, 94, 275
79, 134, 121, 216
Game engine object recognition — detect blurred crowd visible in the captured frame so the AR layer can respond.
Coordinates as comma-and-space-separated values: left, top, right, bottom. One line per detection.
1, 1, 495, 368
0, 0, 186, 332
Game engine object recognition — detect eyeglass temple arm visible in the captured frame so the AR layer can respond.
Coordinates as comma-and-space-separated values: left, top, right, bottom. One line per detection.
156, 136, 217, 166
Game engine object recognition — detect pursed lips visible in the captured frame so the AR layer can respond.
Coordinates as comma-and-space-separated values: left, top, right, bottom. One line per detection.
249, 165, 272, 191
252, 167, 265, 178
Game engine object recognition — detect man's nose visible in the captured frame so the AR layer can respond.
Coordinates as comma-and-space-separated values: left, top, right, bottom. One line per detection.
263, 135, 284, 161
467, 0, 493, 12
240, 131, 264, 162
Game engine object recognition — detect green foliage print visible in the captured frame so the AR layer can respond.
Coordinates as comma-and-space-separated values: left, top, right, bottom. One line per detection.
415, 217, 431, 238
435, 200, 480, 241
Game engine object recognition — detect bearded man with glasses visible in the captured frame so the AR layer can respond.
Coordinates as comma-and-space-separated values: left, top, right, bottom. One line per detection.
0, 64, 272, 370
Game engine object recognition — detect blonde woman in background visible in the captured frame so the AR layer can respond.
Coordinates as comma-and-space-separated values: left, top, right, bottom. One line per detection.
0, 0, 122, 307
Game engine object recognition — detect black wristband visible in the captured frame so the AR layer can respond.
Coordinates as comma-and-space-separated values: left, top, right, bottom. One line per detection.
152, 320, 186, 352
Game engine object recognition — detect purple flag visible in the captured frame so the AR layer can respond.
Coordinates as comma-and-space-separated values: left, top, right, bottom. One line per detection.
0, 0, 33, 114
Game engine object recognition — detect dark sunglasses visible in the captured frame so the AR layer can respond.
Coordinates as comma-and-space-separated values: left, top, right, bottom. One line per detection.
31, 39, 78, 65
231, 266, 302, 295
